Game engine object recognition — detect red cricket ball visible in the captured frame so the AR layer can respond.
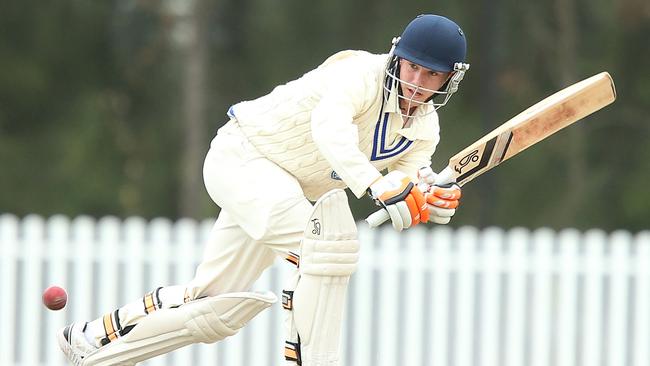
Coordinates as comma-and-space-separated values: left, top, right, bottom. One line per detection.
42, 285, 68, 311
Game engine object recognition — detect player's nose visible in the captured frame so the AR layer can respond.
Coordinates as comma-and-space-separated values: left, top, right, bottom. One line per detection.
411, 71, 426, 87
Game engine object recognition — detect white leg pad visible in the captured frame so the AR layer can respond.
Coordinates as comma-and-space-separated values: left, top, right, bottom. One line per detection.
286, 189, 359, 366
80, 291, 276, 366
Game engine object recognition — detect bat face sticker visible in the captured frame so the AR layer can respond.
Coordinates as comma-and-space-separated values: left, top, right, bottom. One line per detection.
454, 150, 480, 173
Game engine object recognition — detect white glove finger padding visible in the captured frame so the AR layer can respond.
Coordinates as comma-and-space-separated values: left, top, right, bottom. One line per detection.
386, 202, 412, 231
428, 205, 456, 218
428, 205, 456, 225
430, 215, 452, 225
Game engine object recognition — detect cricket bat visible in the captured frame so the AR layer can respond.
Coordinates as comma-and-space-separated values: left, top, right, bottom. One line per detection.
366, 71, 617, 227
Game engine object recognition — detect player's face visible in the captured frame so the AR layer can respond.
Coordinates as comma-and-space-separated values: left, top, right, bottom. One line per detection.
398, 59, 450, 104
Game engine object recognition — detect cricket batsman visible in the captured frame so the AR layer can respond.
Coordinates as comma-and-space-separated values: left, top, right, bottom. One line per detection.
58, 14, 469, 366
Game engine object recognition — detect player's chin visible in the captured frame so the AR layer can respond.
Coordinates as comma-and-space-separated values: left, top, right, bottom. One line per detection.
411, 95, 432, 105
404, 95, 428, 105
401, 90, 433, 105
411, 91, 433, 104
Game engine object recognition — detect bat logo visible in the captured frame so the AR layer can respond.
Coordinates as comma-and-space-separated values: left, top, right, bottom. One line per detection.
454, 150, 480, 173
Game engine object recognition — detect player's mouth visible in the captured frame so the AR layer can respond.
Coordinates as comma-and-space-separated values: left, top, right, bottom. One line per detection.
406, 87, 424, 98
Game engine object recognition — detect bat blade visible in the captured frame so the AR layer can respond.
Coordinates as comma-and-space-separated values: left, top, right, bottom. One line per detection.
450, 71, 616, 186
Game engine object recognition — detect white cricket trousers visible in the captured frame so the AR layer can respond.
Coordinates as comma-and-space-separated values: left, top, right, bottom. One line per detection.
185, 119, 313, 299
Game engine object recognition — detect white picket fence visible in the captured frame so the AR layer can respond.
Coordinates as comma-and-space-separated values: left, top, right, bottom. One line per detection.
1, 214, 649, 366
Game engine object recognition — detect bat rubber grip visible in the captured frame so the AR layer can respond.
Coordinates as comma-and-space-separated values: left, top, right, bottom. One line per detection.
365, 209, 390, 227
434, 166, 456, 185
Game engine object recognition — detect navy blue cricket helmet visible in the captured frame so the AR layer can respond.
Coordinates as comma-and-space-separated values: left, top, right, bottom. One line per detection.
394, 14, 467, 72
385, 14, 470, 112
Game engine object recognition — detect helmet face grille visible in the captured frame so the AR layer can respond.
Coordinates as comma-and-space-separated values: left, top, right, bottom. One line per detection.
383, 54, 470, 114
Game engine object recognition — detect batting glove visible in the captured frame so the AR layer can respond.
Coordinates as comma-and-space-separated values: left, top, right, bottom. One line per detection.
368, 171, 428, 231
417, 167, 462, 224
424, 183, 461, 224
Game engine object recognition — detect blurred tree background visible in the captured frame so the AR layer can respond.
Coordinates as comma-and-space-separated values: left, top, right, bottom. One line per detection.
0, 0, 648, 231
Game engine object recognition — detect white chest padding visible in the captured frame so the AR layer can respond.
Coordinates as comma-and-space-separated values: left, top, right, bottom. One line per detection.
289, 189, 360, 366
80, 291, 276, 366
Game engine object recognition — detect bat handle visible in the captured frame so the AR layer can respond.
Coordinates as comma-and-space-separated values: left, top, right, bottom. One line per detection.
365, 166, 458, 228
366, 209, 390, 228
433, 166, 455, 185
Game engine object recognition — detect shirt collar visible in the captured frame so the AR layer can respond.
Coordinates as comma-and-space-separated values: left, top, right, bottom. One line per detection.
395, 112, 439, 141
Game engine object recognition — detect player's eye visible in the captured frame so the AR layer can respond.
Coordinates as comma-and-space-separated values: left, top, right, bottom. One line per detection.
409, 63, 418, 70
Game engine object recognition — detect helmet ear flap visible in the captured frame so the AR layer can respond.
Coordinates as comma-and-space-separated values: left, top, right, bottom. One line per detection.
428, 62, 470, 105
447, 63, 470, 94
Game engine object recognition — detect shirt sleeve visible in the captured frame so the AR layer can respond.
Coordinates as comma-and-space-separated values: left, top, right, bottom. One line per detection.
310, 56, 383, 198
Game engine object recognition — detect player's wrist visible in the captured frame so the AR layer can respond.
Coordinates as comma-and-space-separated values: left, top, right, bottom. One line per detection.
368, 171, 411, 201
